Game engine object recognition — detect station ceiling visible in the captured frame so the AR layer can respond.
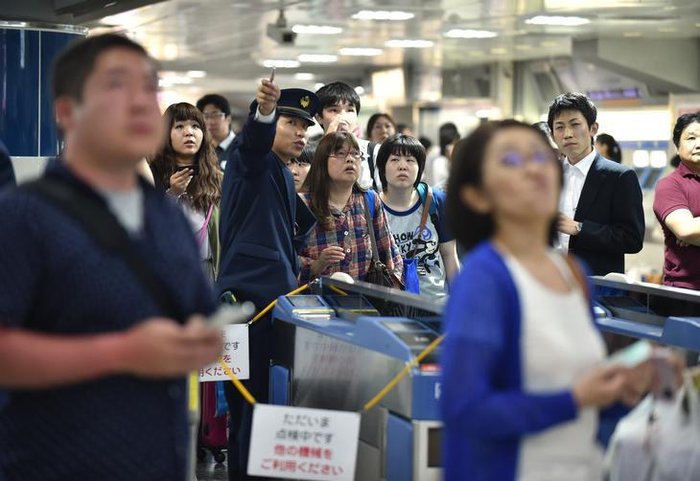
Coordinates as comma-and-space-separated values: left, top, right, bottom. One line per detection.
2, 0, 699, 108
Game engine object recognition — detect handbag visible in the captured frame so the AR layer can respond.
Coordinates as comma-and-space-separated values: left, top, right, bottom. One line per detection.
361, 192, 404, 289
403, 185, 434, 294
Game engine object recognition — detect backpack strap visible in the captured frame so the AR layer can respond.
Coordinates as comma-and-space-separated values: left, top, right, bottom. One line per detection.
364, 189, 375, 220
409, 186, 433, 259
563, 255, 590, 300
21, 176, 182, 321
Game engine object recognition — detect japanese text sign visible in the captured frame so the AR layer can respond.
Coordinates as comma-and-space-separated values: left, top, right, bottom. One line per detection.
248, 404, 360, 480
199, 324, 249, 381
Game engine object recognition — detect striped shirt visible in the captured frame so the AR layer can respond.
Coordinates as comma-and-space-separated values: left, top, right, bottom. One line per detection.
299, 189, 402, 284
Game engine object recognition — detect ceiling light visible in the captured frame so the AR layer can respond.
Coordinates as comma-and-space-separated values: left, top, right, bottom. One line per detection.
339, 47, 383, 56
444, 29, 498, 39
297, 54, 338, 63
352, 10, 414, 21
490, 47, 507, 55
467, 50, 485, 56
385, 39, 434, 48
294, 73, 315, 81
658, 27, 677, 33
186, 70, 206, 78
515, 44, 532, 50
540, 40, 558, 47
624, 32, 642, 37
262, 59, 301, 68
292, 24, 342, 35
525, 15, 590, 26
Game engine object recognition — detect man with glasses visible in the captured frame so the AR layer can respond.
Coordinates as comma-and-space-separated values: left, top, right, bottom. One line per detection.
196, 93, 236, 169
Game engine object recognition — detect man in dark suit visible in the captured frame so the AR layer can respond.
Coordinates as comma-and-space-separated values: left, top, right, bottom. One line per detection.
0, 140, 16, 189
196, 93, 236, 169
548, 92, 644, 275
216, 78, 318, 480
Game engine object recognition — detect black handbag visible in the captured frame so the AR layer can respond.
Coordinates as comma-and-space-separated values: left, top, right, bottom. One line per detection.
361, 193, 404, 290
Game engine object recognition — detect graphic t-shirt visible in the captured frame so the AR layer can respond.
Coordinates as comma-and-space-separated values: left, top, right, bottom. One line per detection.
382, 190, 452, 298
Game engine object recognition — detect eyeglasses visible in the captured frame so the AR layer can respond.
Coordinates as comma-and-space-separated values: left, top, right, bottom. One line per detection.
500, 150, 557, 168
330, 150, 362, 162
203, 112, 226, 120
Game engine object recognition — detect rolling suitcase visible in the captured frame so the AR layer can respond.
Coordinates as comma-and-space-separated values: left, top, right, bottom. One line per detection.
198, 381, 228, 464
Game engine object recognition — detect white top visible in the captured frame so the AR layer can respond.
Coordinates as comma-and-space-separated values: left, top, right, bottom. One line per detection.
558, 149, 596, 251
100, 186, 144, 235
357, 139, 383, 191
382, 198, 448, 299
503, 251, 606, 481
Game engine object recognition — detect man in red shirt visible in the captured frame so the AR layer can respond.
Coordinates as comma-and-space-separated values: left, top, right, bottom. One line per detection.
653, 112, 700, 289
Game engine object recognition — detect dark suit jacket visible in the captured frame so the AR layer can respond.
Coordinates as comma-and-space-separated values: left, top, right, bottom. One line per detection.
0, 140, 16, 189
216, 134, 237, 169
568, 153, 644, 275
216, 115, 315, 310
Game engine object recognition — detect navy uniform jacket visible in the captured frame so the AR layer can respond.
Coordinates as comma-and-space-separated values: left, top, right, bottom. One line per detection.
568, 153, 644, 276
217, 114, 315, 310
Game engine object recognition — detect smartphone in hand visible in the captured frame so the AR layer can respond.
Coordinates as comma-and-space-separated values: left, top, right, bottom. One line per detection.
207, 302, 255, 328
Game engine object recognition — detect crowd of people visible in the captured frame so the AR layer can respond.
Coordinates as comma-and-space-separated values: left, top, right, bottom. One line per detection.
0, 32, 697, 481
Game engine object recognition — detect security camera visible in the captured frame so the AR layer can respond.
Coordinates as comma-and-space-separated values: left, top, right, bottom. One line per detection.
267, 9, 297, 45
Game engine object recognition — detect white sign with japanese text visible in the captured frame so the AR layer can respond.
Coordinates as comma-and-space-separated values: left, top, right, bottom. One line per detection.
199, 324, 249, 381
247, 404, 360, 480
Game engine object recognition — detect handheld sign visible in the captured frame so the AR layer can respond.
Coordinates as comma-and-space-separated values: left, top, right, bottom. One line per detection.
248, 404, 360, 480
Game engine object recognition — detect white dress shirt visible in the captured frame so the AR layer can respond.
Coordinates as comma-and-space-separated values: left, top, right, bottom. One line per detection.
558, 149, 597, 251
217, 131, 236, 170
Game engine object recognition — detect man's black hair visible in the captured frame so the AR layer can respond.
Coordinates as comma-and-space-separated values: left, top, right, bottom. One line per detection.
52, 33, 153, 102
547, 92, 597, 132
315, 82, 361, 114
196, 94, 231, 117
672, 112, 700, 148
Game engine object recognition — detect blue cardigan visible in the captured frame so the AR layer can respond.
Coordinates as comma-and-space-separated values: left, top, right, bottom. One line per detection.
441, 241, 580, 481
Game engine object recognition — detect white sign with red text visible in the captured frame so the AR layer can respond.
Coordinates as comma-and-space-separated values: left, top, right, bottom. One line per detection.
199, 324, 249, 381
248, 404, 360, 480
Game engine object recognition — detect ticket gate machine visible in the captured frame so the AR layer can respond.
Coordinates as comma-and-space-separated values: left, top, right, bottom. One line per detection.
592, 276, 700, 352
270, 278, 443, 481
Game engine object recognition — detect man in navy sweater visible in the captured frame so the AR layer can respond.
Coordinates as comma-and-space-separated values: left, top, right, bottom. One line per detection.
0, 34, 222, 480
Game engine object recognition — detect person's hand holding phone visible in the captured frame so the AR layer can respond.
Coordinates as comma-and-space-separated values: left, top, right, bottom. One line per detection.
168, 168, 192, 197
256, 68, 280, 116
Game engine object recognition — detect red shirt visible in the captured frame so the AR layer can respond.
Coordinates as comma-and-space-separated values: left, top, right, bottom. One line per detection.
653, 162, 700, 289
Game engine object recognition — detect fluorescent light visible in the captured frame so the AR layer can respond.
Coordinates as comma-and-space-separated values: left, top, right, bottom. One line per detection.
294, 73, 315, 81
292, 24, 342, 35
262, 59, 301, 68
187, 70, 207, 78
515, 44, 532, 50
298, 54, 338, 63
352, 10, 414, 21
624, 32, 642, 37
354, 86, 365, 95
444, 29, 498, 39
385, 39, 434, 48
525, 15, 590, 26
490, 47, 507, 55
650, 151, 667, 168
632, 150, 650, 168
339, 47, 383, 56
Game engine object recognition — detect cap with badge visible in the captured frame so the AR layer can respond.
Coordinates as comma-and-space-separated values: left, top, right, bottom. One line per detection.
250, 88, 319, 127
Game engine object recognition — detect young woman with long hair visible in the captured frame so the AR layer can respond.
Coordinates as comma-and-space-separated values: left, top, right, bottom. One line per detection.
150, 102, 223, 282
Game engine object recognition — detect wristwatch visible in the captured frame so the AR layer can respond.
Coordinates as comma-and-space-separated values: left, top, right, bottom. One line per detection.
575, 222, 583, 235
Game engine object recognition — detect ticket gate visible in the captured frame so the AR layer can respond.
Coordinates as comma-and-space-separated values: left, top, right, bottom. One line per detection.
270, 278, 443, 481
592, 276, 700, 352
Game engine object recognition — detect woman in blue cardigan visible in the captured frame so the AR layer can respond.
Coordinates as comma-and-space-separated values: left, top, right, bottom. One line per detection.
441, 120, 639, 481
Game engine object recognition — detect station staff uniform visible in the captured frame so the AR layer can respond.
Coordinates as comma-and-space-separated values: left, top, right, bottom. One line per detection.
216, 88, 318, 480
